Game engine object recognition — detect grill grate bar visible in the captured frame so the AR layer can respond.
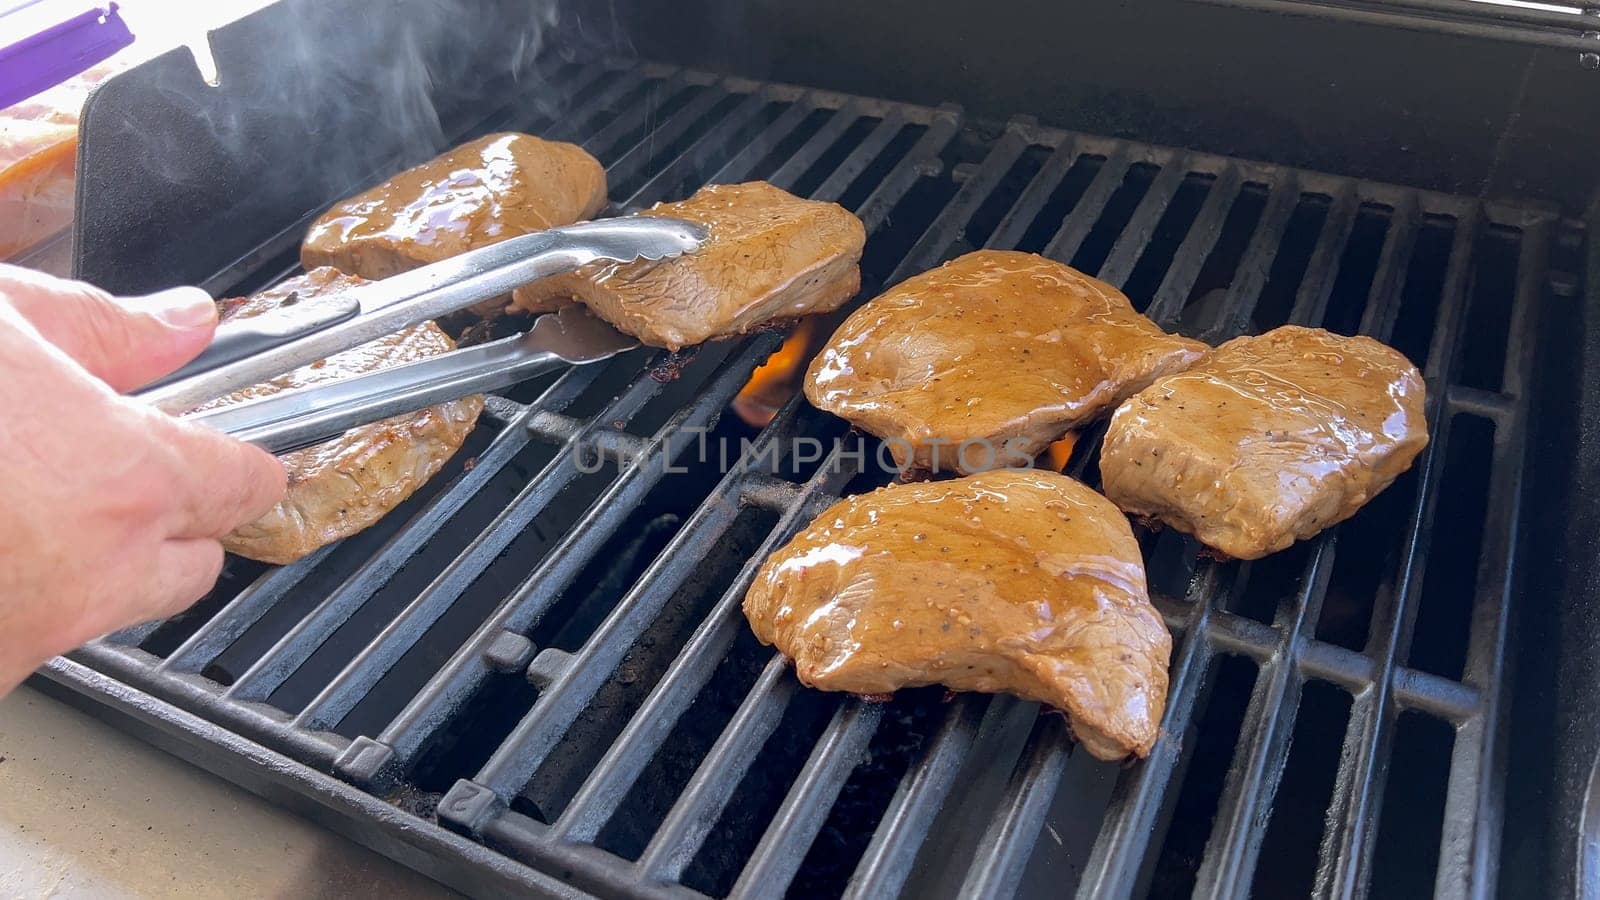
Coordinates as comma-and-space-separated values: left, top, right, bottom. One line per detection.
1041, 147, 1134, 265
156, 545, 337, 673
843, 694, 989, 899
1078, 566, 1229, 896
702, 94, 818, 186
1190, 536, 1339, 896
956, 715, 1074, 899
1203, 173, 1303, 341
766, 99, 868, 191
547, 66, 658, 145
1164, 604, 1483, 724
729, 700, 885, 898
1433, 217, 1548, 897
1296, 637, 1376, 692
889, 122, 1024, 281
1097, 152, 1190, 287
603, 81, 732, 191
623, 88, 775, 208
467, 447, 844, 841
1357, 194, 1422, 339
1145, 163, 1245, 326
1206, 610, 1282, 661
208, 374, 600, 702
460, 477, 746, 799
509, 62, 617, 138
634, 654, 797, 883
1288, 184, 1362, 326
983, 135, 1078, 251
104, 620, 164, 646
1446, 384, 1515, 421
223, 419, 584, 704
553, 422, 854, 844
810, 112, 908, 203
1322, 423, 1457, 893
885, 122, 1029, 286
1421, 207, 1485, 383
853, 109, 962, 235
477, 815, 701, 900
581, 71, 701, 160
74, 642, 350, 766
1393, 666, 1482, 722
297, 347, 763, 733
369, 340, 782, 768
296, 324, 775, 729
153, 400, 523, 677
1317, 204, 1484, 897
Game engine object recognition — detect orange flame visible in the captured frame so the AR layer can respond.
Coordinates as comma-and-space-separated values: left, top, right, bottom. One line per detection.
1045, 434, 1077, 472
734, 320, 822, 428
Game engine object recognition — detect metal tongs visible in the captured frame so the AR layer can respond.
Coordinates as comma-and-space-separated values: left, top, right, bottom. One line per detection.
138, 216, 707, 453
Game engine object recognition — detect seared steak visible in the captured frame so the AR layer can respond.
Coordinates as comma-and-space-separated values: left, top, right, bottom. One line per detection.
743, 469, 1171, 760
302, 132, 607, 317
512, 181, 865, 350
1100, 325, 1428, 560
194, 268, 483, 564
805, 250, 1208, 474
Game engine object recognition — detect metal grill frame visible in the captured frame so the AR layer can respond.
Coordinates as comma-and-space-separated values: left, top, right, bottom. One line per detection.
41, 53, 1557, 900
1192, 0, 1600, 52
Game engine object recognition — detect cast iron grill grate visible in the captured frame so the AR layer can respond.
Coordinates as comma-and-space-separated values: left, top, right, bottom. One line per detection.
51, 57, 1563, 898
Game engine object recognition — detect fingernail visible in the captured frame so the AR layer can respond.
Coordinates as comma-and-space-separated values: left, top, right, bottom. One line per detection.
141, 287, 218, 329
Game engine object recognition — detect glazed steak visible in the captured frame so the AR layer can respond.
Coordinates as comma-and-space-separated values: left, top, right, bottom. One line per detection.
512, 181, 866, 350
302, 132, 607, 316
194, 268, 483, 564
1100, 325, 1429, 560
743, 469, 1171, 760
804, 250, 1208, 474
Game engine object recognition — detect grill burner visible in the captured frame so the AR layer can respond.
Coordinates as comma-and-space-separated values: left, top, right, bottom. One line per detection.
43, 50, 1564, 899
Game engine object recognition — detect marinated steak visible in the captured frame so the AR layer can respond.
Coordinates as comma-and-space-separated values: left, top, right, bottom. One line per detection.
511, 181, 865, 350
743, 469, 1171, 760
1100, 325, 1428, 560
193, 268, 483, 564
805, 250, 1208, 474
302, 133, 607, 317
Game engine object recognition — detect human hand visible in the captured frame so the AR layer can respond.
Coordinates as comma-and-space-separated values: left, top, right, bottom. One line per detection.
0, 265, 285, 693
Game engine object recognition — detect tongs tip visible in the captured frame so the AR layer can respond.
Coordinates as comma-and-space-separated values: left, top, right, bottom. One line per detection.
638, 217, 711, 261
570, 215, 709, 264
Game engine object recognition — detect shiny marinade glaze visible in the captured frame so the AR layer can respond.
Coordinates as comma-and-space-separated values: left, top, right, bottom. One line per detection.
1101, 324, 1428, 560
743, 468, 1171, 760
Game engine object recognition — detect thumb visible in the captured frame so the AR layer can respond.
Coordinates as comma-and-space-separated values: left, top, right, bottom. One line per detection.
2, 266, 217, 393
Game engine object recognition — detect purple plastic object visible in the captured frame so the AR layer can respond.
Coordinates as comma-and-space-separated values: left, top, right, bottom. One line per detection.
0, 2, 133, 109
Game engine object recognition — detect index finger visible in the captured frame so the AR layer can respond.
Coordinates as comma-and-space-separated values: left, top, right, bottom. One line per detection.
150, 411, 288, 540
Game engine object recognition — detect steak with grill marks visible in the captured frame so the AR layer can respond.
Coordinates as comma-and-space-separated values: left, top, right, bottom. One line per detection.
804, 250, 1208, 475
511, 181, 865, 350
1100, 325, 1428, 560
193, 268, 483, 564
302, 132, 607, 317
743, 469, 1171, 760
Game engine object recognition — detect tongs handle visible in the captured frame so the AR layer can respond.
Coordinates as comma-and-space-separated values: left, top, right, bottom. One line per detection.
140, 293, 361, 394
181, 330, 565, 454
136, 228, 582, 413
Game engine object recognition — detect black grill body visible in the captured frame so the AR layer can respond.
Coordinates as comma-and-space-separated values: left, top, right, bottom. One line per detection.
44, 1, 1600, 897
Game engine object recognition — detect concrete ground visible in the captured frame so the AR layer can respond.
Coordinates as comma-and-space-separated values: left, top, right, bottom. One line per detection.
0, 686, 458, 900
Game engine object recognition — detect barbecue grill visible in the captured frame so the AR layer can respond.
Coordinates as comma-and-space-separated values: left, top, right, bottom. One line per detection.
31, 0, 1600, 896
